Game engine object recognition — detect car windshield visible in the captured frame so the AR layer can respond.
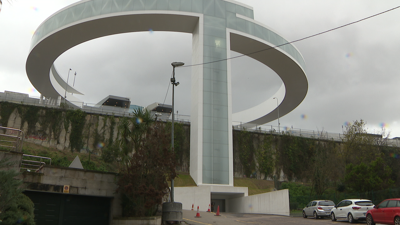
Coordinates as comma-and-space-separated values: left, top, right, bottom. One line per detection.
319, 201, 335, 206
355, 201, 374, 206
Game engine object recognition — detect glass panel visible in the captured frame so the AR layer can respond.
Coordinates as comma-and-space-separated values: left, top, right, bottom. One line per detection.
225, 2, 235, 12
203, 116, 212, 129
203, 129, 212, 143
212, 118, 228, 131
144, 0, 157, 10
168, 0, 180, 10
180, 0, 192, 12
212, 80, 227, 94
212, 143, 229, 157
235, 5, 245, 16
202, 156, 213, 171
211, 69, 227, 82
203, 0, 214, 16
204, 26, 226, 39
157, 0, 169, 10
203, 143, 212, 157
243, 7, 254, 19
213, 170, 229, 184
226, 11, 236, 29
236, 17, 247, 33
202, 169, 212, 184
133, 0, 145, 10
214, 0, 225, 19
203, 103, 212, 116
213, 104, 228, 117
192, 0, 203, 13
205, 16, 225, 29
213, 129, 228, 144
203, 91, 212, 104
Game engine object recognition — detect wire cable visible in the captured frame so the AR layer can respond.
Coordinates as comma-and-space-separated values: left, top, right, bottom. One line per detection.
161, 70, 173, 106
181, 5, 400, 68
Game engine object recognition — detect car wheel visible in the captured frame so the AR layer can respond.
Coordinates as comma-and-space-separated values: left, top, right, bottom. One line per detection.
348, 213, 355, 223
366, 214, 375, 225
331, 212, 336, 221
313, 211, 318, 219
395, 216, 400, 225
302, 211, 307, 218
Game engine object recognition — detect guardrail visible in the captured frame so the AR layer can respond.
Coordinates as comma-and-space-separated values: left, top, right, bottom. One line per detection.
21, 154, 52, 173
0, 126, 24, 152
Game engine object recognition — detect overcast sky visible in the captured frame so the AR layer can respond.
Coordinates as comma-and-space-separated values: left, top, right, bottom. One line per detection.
1, 0, 400, 137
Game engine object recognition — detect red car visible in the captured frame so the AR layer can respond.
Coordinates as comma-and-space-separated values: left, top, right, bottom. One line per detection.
366, 198, 400, 225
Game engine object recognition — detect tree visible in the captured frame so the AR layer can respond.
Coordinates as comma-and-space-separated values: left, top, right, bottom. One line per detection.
116, 123, 177, 217
341, 120, 380, 165
344, 157, 394, 194
0, 157, 23, 214
0, 193, 35, 225
0, 157, 35, 224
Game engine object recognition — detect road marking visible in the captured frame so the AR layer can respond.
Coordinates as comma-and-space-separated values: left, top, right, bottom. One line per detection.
183, 218, 212, 225
235, 220, 260, 224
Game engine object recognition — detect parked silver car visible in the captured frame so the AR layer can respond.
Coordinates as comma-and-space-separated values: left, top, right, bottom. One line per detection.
303, 200, 335, 219
331, 199, 374, 223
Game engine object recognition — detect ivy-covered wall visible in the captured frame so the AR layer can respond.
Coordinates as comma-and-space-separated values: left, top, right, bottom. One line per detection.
2, 102, 399, 185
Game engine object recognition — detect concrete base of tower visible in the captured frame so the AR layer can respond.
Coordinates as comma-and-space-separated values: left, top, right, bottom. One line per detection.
174, 186, 289, 216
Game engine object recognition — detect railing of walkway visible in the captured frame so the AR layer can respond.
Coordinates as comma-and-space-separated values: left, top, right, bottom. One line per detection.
0, 126, 24, 152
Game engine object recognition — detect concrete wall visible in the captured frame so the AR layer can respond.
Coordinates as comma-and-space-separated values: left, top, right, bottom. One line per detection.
0, 150, 22, 171
228, 189, 290, 216
174, 186, 211, 211
22, 165, 122, 217
174, 185, 248, 212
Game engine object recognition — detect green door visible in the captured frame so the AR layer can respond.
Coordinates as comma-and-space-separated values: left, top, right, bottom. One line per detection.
25, 191, 111, 225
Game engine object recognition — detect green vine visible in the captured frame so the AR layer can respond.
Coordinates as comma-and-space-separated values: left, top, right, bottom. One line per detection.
108, 116, 116, 146
66, 109, 87, 152
19, 105, 41, 135
237, 128, 256, 177
255, 134, 275, 179
41, 108, 63, 142
0, 102, 18, 127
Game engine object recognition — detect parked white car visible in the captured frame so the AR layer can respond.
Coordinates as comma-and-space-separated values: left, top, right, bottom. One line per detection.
303, 200, 335, 219
331, 199, 374, 223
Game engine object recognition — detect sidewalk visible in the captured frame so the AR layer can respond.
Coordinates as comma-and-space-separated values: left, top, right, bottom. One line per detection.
181, 209, 269, 225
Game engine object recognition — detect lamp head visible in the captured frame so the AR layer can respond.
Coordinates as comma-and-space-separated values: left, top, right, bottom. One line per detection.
171, 62, 184, 67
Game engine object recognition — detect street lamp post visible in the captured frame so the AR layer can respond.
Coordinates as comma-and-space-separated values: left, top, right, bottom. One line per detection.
64, 68, 72, 105
72, 72, 77, 95
273, 97, 280, 133
170, 61, 184, 203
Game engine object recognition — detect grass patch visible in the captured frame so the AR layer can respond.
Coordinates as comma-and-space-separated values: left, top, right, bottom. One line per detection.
234, 178, 274, 195
21, 141, 118, 172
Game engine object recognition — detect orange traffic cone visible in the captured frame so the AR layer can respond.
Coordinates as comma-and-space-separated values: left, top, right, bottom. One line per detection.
207, 204, 211, 212
215, 205, 221, 216
191, 204, 194, 211
195, 206, 201, 218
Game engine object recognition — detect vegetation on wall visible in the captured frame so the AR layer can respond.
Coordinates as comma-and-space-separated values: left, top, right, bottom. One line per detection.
255, 134, 275, 180
0, 102, 18, 127
237, 129, 256, 177
165, 122, 189, 167
66, 109, 86, 152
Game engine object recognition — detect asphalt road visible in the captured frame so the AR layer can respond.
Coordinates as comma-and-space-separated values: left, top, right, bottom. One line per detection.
181, 210, 385, 225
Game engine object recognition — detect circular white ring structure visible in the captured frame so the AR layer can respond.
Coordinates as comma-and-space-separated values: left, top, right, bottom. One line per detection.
26, 0, 308, 185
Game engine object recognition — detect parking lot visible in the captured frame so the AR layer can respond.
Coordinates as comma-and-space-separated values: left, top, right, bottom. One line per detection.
181, 210, 383, 225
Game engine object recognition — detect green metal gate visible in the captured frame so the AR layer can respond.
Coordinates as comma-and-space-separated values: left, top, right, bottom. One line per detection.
25, 191, 111, 225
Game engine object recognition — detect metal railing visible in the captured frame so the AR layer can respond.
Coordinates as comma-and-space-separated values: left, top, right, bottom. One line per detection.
20, 154, 52, 173
0, 126, 24, 152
